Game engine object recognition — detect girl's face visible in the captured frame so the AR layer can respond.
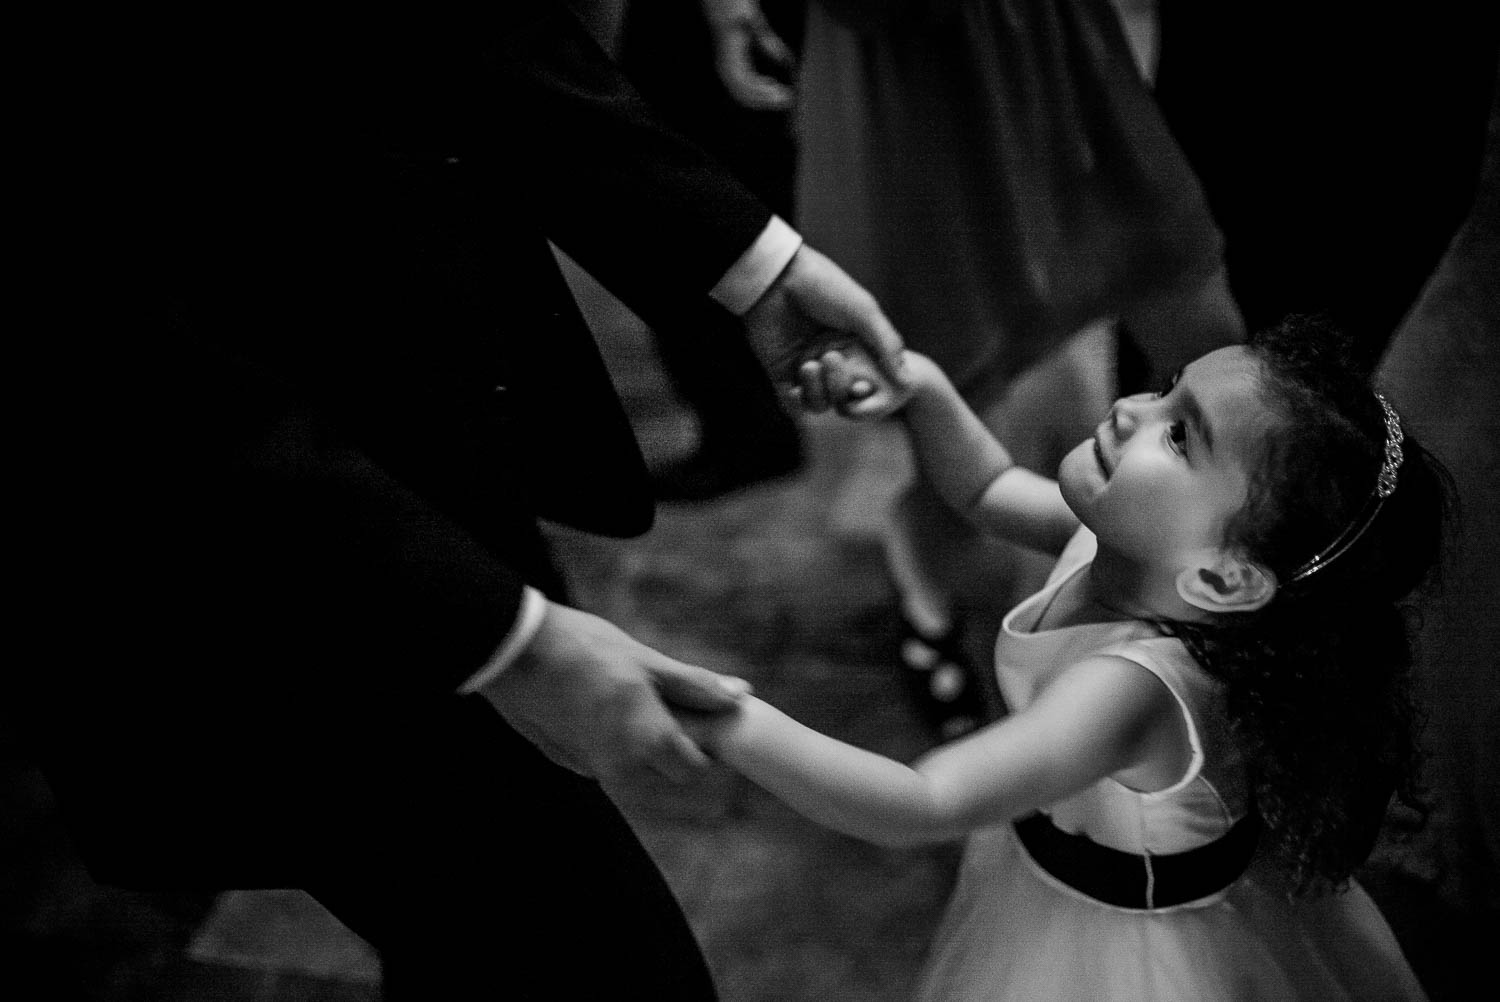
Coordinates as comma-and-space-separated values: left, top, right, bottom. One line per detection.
1058, 346, 1275, 574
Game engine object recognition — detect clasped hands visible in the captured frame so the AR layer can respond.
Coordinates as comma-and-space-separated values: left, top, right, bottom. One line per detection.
742, 243, 915, 420
483, 244, 913, 788
481, 602, 753, 787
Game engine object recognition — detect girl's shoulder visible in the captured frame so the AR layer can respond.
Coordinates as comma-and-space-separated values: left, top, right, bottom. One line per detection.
1092, 630, 1247, 790
1095, 632, 1221, 711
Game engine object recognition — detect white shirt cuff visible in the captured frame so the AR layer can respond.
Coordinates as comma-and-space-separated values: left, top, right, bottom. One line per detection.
709, 215, 803, 316
457, 586, 550, 694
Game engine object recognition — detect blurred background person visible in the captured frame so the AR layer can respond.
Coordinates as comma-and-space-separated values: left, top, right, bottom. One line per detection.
1151, 0, 1499, 373
700, 0, 1244, 737
564, 0, 810, 502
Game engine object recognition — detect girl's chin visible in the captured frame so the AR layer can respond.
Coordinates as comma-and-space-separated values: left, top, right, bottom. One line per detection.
1057, 440, 1101, 489
1056, 444, 1099, 515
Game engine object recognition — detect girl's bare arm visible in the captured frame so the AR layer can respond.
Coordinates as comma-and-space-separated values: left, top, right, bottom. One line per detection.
810, 348, 1079, 555
688, 655, 1182, 847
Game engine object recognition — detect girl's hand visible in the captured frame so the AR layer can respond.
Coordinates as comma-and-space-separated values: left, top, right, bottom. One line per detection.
794, 345, 916, 420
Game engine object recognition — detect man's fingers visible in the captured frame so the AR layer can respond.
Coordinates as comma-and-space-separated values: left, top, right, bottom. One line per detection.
651, 658, 752, 711
856, 309, 910, 388
719, 675, 754, 698
629, 708, 713, 786
658, 730, 712, 783
786, 245, 909, 387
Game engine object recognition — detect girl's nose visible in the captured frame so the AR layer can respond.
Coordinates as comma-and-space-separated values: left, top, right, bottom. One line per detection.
1111, 393, 1151, 436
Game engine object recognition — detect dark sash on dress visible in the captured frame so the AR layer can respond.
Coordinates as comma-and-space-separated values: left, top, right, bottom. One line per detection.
1014, 811, 1260, 910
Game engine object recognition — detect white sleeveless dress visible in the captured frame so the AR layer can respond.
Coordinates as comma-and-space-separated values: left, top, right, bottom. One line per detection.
914, 529, 1429, 1001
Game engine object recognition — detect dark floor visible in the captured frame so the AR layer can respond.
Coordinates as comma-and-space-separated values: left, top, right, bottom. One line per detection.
5, 30, 1498, 1002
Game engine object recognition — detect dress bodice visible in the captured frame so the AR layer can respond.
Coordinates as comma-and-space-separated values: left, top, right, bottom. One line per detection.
917, 528, 1427, 997
995, 529, 1251, 855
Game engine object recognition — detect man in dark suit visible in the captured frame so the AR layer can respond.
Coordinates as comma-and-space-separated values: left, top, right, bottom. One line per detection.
10, 5, 905, 997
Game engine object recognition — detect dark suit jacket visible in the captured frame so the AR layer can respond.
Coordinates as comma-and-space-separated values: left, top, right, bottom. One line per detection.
12, 5, 771, 887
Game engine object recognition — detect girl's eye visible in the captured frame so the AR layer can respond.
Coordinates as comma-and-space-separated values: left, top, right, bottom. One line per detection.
1167, 421, 1189, 456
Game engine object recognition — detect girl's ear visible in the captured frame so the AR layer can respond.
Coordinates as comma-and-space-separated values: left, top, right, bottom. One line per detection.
1175, 550, 1277, 613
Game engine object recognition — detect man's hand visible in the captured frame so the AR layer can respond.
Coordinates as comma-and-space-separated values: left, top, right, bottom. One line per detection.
701, 0, 796, 111
479, 602, 750, 786
744, 244, 911, 409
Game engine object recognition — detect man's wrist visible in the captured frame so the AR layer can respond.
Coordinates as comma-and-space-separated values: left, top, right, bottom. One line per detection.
457, 586, 550, 695
709, 216, 802, 316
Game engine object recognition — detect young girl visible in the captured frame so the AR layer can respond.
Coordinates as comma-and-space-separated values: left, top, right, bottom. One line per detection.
682, 316, 1448, 1000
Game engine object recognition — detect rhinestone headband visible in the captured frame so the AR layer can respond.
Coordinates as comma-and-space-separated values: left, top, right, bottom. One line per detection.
1285, 392, 1405, 584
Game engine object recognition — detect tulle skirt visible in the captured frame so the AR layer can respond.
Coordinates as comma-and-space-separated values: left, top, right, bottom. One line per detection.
915, 826, 1429, 1001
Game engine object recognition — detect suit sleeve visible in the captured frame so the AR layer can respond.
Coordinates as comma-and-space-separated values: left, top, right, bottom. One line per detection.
39, 6, 780, 697
354, 5, 775, 317
485, 3, 773, 303
56, 336, 529, 698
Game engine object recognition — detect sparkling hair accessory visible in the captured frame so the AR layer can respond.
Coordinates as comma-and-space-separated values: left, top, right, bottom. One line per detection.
1285, 391, 1405, 584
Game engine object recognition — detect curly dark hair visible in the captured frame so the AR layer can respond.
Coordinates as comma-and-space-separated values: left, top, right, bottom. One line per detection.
1163, 315, 1455, 895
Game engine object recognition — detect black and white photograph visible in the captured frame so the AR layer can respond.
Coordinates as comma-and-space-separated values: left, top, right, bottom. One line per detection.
5, 2, 1498, 999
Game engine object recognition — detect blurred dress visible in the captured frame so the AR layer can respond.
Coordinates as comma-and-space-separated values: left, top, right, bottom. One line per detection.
797, 0, 1230, 407
795, 1, 1242, 738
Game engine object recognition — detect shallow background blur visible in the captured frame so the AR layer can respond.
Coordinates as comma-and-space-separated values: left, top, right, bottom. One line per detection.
3, 4, 1497, 1000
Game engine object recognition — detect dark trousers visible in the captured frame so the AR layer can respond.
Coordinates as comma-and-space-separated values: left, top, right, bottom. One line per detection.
307, 697, 717, 1000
